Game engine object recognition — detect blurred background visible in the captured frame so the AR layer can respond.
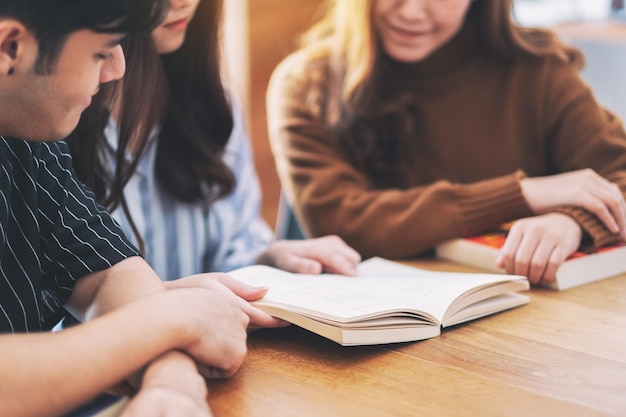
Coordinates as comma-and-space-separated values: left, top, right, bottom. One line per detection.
223, 0, 626, 229
514, 0, 623, 26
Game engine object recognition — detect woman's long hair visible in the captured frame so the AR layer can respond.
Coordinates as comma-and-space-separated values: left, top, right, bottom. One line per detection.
67, 33, 165, 213
299, 0, 584, 187
67, 0, 235, 251
157, 0, 234, 204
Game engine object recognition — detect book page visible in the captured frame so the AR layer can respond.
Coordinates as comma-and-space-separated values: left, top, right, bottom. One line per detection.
229, 258, 528, 324
230, 265, 434, 323
355, 258, 527, 319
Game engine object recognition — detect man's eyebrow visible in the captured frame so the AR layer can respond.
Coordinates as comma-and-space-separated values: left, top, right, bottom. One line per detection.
105, 34, 127, 47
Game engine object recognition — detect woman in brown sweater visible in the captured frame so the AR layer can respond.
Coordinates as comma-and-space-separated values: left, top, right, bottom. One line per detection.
267, 0, 626, 285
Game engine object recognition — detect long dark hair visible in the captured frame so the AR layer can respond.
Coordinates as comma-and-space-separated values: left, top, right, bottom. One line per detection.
156, 0, 234, 204
67, 0, 235, 249
68, 33, 165, 212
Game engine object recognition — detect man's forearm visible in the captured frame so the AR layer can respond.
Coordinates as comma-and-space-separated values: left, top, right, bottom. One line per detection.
141, 350, 207, 396
63, 257, 210, 414
0, 295, 190, 417
66, 256, 166, 321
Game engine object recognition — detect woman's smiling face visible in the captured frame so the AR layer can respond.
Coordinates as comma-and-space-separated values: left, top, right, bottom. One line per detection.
373, 0, 473, 63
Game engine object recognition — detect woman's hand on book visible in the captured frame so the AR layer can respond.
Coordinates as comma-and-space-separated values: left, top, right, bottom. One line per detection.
495, 213, 582, 285
520, 169, 626, 238
257, 235, 362, 276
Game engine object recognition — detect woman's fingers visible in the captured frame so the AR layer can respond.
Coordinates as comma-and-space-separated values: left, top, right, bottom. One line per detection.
497, 213, 582, 285
520, 169, 626, 236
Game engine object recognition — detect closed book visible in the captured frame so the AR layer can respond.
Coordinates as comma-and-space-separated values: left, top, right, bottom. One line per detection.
436, 226, 626, 291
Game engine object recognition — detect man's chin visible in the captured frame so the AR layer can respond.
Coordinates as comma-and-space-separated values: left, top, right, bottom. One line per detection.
25, 128, 77, 143
48, 117, 82, 141
6, 114, 81, 142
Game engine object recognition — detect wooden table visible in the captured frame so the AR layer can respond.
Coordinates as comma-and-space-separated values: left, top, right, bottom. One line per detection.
206, 259, 626, 417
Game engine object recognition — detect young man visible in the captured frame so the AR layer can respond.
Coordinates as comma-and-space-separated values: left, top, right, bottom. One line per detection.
0, 2, 280, 416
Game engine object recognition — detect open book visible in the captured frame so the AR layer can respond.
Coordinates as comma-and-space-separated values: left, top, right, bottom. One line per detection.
435, 225, 626, 291
228, 257, 529, 346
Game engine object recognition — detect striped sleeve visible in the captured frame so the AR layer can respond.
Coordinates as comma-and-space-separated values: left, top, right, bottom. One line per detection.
35, 141, 140, 326
0, 138, 140, 332
36, 142, 139, 310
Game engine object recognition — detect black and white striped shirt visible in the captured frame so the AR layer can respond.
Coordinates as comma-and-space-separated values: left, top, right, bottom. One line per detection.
0, 137, 140, 333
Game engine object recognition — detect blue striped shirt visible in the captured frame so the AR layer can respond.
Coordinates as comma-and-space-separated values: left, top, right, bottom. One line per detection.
0, 137, 140, 333
105, 105, 273, 280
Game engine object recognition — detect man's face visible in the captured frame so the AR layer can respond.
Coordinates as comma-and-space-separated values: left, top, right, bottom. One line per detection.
6, 29, 126, 141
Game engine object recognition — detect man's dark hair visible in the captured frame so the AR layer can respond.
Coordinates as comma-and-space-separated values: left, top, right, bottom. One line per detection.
0, 0, 168, 74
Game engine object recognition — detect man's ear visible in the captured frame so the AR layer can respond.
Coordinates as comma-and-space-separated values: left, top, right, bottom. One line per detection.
0, 19, 30, 76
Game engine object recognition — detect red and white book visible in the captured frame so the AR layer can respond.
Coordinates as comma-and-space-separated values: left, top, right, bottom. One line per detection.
435, 224, 626, 290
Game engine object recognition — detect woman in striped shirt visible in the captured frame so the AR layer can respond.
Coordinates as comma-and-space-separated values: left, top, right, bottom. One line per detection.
67, 0, 361, 281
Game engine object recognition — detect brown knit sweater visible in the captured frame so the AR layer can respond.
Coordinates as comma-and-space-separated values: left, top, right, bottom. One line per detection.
267, 23, 626, 259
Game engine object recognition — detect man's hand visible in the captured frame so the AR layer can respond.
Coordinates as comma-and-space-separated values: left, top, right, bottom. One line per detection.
166, 273, 289, 330
120, 351, 212, 417
137, 283, 249, 378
